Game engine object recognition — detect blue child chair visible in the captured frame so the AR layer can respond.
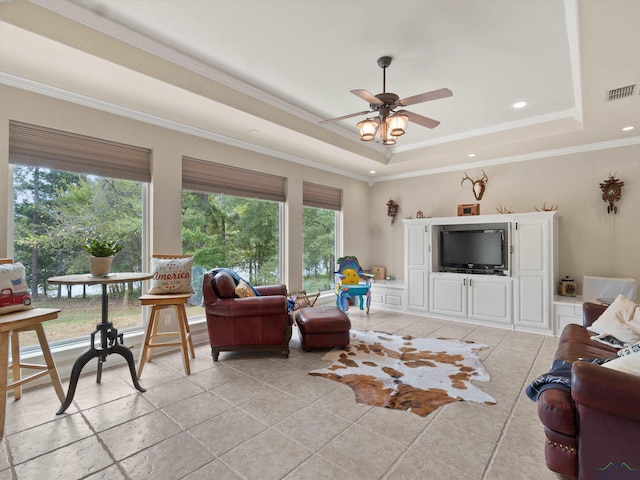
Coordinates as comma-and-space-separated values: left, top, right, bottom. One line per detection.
334, 256, 373, 314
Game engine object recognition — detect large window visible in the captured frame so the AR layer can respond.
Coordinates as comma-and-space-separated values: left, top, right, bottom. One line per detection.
302, 181, 341, 293
12, 166, 145, 347
181, 157, 284, 315
9, 121, 149, 348
302, 206, 336, 292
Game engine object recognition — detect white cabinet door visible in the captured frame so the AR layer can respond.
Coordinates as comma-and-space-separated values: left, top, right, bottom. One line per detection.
431, 274, 511, 324
407, 224, 427, 268
405, 223, 430, 312
430, 274, 466, 317
468, 276, 512, 324
513, 218, 552, 332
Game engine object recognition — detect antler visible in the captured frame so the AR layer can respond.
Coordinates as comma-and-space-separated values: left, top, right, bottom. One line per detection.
480, 170, 488, 184
461, 173, 473, 186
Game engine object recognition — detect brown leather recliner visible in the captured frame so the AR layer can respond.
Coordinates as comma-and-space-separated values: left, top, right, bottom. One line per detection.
537, 302, 640, 479
202, 269, 292, 361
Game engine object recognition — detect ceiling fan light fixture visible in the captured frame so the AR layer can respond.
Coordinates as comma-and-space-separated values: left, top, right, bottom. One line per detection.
357, 118, 379, 141
322, 56, 452, 147
387, 113, 408, 136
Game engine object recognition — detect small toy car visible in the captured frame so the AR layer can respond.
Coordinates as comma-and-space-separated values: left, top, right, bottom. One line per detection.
0, 288, 32, 308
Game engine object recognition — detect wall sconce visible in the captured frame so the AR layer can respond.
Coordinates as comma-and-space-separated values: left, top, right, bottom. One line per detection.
387, 199, 399, 224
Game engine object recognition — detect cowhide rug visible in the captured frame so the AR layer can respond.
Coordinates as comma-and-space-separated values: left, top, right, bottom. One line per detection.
309, 330, 496, 416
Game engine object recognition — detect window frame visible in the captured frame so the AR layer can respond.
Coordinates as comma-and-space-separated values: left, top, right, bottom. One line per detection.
8, 165, 150, 349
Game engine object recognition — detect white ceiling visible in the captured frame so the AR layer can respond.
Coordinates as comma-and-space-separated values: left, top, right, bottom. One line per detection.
1, 0, 640, 181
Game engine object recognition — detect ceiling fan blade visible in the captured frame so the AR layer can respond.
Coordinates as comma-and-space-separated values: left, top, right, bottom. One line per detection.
319, 110, 371, 124
397, 88, 453, 107
399, 110, 441, 129
351, 89, 384, 105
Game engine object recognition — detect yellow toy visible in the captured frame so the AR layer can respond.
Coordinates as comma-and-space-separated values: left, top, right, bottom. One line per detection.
341, 268, 360, 285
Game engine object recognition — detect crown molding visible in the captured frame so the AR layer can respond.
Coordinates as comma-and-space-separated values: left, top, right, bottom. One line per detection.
391, 109, 579, 153
0, 72, 371, 183
373, 136, 640, 183
4, 72, 635, 187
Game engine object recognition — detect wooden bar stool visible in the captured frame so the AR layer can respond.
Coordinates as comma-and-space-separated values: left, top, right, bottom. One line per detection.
138, 292, 195, 376
0, 308, 66, 437
138, 254, 196, 377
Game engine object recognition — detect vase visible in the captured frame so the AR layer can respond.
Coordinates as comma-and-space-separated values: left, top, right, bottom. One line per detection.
88, 256, 113, 277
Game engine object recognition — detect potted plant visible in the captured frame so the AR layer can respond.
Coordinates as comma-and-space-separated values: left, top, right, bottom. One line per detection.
81, 239, 123, 277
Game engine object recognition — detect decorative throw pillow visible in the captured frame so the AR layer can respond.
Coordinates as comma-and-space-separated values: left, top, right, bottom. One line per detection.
588, 294, 640, 346
0, 262, 34, 314
147, 256, 195, 294
602, 350, 640, 376
235, 280, 256, 298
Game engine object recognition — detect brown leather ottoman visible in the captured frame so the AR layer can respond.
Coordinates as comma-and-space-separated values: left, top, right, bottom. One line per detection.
294, 306, 351, 351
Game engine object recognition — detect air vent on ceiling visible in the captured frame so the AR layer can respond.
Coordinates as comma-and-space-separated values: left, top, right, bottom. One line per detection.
607, 84, 636, 101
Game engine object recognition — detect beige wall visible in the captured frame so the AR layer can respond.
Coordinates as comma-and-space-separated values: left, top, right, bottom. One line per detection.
4, 84, 640, 296
369, 146, 640, 293
0, 85, 371, 291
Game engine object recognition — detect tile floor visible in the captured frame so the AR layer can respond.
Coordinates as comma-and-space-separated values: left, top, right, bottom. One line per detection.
1, 308, 561, 480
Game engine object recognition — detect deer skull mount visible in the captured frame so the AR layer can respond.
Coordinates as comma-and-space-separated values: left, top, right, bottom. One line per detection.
461, 171, 489, 201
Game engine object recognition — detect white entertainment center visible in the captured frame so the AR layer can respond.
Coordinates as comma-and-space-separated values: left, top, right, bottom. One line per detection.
371, 211, 559, 334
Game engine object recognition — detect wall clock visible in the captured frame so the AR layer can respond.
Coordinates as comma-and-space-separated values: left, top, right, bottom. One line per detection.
599, 174, 624, 214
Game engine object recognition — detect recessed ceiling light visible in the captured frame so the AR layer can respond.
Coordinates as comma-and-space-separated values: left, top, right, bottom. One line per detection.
622, 126, 634, 131
248, 129, 258, 134
369, 170, 376, 174
512, 100, 529, 109
468, 153, 476, 158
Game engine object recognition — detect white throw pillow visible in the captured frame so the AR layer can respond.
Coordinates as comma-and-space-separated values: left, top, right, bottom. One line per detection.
588, 294, 640, 345
147, 256, 194, 294
602, 350, 640, 376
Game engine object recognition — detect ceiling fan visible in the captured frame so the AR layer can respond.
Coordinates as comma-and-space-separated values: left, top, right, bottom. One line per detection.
320, 56, 453, 145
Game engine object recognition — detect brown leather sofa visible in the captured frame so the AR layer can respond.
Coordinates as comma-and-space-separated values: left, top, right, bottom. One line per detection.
536, 302, 640, 479
202, 269, 292, 361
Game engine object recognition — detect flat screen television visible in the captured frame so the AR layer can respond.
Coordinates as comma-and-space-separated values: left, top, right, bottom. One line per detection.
439, 228, 507, 274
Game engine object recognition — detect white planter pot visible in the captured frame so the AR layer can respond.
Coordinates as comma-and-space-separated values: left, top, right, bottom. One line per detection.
88, 256, 113, 277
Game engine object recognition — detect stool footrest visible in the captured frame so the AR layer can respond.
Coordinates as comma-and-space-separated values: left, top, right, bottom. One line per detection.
10, 362, 48, 371
147, 340, 184, 348
8, 369, 49, 390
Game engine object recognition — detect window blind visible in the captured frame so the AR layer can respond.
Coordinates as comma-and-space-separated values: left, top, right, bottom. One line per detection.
9, 120, 151, 182
303, 181, 342, 211
182, 156, 286, 202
